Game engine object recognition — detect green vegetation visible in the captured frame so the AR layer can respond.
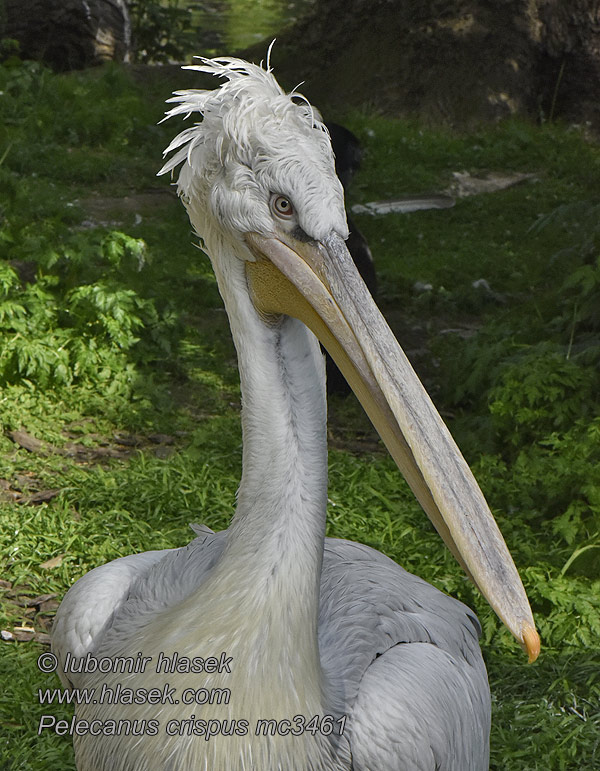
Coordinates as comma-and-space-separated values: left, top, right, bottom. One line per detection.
128, 0, 314, 62
0, 55, 599, 770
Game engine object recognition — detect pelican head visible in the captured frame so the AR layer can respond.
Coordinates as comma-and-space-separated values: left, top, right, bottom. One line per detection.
160, 54, 539, 662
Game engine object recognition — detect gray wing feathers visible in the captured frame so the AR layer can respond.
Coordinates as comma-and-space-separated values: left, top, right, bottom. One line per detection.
318, 539, 489, 770
52, 531, 489, 770
52, 549, 173, 687
119, 529, 226, 609
319, 540, 483, 698
349, 644, 490, 771
52, 530, 227, 687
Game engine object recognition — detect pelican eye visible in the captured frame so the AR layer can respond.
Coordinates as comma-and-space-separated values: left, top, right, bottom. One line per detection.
270, 194, 294, 219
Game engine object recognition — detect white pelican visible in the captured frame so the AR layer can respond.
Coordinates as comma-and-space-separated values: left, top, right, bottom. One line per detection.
52, 54, 540, 770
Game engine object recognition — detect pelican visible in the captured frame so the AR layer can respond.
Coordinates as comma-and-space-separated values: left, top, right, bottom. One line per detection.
52, 54, 540, 770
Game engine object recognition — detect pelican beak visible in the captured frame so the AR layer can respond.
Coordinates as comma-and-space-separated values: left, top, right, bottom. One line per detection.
245, 230, 540, 663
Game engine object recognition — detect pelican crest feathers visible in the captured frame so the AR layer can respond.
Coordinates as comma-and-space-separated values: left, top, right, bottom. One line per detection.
158, 55, 347, 246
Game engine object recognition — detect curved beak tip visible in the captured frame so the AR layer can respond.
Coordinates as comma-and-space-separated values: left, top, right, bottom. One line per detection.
246, 231, 541, 662
522, 625, 541, 663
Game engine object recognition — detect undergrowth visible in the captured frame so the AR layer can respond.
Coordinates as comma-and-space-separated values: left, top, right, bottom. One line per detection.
0, 57, 599, 769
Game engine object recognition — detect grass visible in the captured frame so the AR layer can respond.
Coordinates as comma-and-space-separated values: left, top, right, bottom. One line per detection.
0, 56, 599, 769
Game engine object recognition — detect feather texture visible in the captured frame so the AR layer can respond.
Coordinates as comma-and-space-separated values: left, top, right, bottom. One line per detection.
53, 54, 492, 771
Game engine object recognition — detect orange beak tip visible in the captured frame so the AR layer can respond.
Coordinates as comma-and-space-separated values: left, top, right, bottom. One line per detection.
522, 624, 541, 663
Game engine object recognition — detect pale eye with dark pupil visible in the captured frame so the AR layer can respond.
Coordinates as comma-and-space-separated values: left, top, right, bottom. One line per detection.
272, 195, 294, 217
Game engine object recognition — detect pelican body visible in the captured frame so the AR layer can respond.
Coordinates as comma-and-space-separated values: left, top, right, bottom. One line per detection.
52, 55, 539, 770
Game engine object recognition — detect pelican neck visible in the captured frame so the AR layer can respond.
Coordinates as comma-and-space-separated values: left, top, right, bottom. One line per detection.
212, 250, 329, 584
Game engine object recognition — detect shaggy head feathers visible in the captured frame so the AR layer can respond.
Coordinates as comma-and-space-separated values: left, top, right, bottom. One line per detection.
159, 55, 348, 246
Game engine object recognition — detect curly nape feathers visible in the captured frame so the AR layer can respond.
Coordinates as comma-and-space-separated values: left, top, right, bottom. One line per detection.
159, 55, 328, 180
158, 53, 347, 247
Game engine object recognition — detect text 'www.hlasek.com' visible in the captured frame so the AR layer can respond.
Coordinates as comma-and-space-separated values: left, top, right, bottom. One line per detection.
36, 651, 348, 739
